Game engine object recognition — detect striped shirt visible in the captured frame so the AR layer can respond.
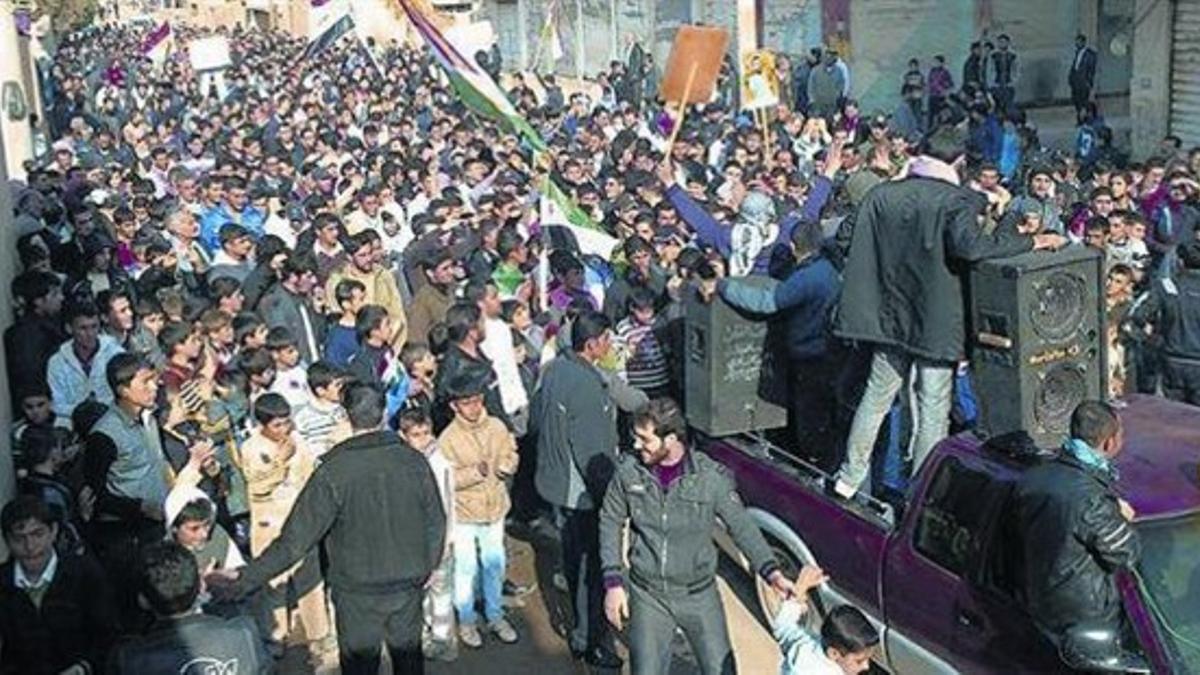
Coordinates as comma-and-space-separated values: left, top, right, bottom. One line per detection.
615, 317, 670, 395
293, 399, 350, 458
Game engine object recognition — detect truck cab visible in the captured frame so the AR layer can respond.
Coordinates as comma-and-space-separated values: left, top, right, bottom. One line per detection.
705, 394, 1200, 673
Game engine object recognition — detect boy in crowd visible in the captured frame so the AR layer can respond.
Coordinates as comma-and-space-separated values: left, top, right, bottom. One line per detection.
348, 304, 399, 390
239, 393, 333, 661
266, 326, 310, 408
614, 287, 671, 399
292, 360, 353, 458
398, 408, 458, 661
0, 496, 119, 674
326, 278, 367, 368
438, 371, 520, 648
773, 565, 879, 674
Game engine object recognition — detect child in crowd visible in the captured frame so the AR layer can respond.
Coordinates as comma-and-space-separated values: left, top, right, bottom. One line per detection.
200, 308, 237, 367
774, 565, 879, 675
438, 371, 520, 649
399, 343, 438, 416
325, 278, 367, 368
266, 326, 310, 408
17, 425, 89, 556
398, 408, 457, 661
239, 393, 332, 661
614, 287, 671, 399
292, 360, 352, 457
233, 312, 269, 351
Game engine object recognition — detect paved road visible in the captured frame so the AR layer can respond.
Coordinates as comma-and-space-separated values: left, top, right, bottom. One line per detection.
427, 528, 781, 675
286, 526, 782, 674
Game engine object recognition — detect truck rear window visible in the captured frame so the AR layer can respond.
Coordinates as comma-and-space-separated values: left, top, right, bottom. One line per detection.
913, 457, 1003, 575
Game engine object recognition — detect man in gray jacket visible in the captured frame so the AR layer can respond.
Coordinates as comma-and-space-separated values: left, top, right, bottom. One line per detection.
530, 311, 646, 669
599, 398, 790, 675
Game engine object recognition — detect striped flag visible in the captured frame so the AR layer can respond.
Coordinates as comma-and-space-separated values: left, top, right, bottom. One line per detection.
141, 21, 173, 66
398, 0, 546, 154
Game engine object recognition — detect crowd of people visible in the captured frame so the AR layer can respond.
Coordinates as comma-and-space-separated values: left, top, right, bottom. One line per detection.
1, 15, 1199, 675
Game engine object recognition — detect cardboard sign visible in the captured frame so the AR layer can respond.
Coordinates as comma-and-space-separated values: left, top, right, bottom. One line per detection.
188, 36, 232, 72
740, 49, 780, 110
658, 25, 729, 104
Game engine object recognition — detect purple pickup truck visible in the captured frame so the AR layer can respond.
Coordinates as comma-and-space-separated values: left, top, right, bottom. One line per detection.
706, 394, 1199, 674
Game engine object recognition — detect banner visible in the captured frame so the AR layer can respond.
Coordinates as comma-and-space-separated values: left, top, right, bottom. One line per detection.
740, 49, 780, 111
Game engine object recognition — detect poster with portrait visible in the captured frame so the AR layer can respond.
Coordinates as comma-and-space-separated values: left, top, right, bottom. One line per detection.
740, 49, 780, 111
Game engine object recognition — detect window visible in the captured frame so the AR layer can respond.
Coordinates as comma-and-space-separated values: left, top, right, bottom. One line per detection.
913, 457, 1001, 575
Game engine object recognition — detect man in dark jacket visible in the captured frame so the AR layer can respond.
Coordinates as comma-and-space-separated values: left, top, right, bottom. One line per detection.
259, 252, 327, 365
599, 398, 790, 674
720, 220, 843, 467
832, 125, 1065, 498
210, 385, 446, 675
1132, 240, 1200, 404
0, 496, 119, 675
433, 302, 509, 432
1012, 401, 1139, 640
108, 540, 269, 674
530, 311, 643, 669
3, 270, 65, 409
1068, 34, 1098, 116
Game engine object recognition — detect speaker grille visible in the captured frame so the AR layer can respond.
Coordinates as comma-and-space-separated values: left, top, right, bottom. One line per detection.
1029, 272, 1086, 343
1034, 364, 1089, 432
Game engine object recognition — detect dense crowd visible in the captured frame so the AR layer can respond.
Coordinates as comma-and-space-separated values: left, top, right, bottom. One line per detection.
1, 18, 1199, 675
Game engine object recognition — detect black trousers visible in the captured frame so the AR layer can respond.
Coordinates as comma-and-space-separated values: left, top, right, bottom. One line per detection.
1071, 84, 1092, 113
1163, 357, 1200, 406
789, 356, 840, 471
333, 585, 425, 675
556, 506, 608, 654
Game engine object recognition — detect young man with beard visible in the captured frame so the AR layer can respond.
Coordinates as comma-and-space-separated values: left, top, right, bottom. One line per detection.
260, 253, 326, 365
326, 231, 408, 350
408, 249, 460, 348
599, 398, 789, 674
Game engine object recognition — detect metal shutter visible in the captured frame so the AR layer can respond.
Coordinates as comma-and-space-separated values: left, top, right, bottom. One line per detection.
1171, 0, 1200, 146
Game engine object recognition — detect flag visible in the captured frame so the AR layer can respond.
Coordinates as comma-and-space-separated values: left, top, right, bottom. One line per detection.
539, 1, 564, 65
141, 21, 173, 66
302, 11, 352, 59
398, 0, 546, 154
540, 178, 619, 258
400, 0, 609, 245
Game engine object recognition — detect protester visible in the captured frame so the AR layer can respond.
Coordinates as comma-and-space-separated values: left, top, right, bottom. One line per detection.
3, 13, 1197, 675
599, 398, 790, 674
773, 565, 879, 675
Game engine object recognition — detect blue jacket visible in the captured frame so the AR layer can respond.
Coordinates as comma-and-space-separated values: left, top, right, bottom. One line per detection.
667, 175, 834, 276
718, 254, 841, 360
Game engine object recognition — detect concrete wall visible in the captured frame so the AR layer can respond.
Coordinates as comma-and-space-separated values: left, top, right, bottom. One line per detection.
0, 78, 18, 558
0, 1, 34, 181
1129, 0, 1171, 158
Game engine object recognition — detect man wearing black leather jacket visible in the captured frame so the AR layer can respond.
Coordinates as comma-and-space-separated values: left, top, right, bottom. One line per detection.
1013, 401, 1141, 639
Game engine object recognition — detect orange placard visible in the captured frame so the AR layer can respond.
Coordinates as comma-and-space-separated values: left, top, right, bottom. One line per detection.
657, 25, 730, 105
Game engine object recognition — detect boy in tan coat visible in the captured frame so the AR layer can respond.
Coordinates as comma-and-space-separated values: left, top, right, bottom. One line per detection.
439, 370, 520, 649
240, 393, 332, 661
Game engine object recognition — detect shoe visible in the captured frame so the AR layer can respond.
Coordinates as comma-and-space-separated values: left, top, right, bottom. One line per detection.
573, 645, 623, 669
489, 617, 519, 644
424, 638, 459, 662
458, 623, 483, 649
832, 478, 857, 500
503, 579, 536, 597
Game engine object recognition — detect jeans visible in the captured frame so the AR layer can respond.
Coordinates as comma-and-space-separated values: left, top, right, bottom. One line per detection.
628, 581, 734, 675
838, 347, 953, 492
333, 585, 425, 675
452, 520, 506, 625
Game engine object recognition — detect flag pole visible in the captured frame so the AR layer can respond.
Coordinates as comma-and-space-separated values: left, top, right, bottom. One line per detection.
665, 62, 698, 159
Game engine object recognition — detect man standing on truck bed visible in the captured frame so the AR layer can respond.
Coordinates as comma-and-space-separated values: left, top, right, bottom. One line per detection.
1012, 401, 1140, 645
831, 124, 1067, 499
599, 398, 791, 675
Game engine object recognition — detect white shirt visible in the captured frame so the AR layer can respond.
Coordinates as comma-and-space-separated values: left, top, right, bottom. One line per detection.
14, 551, 58, 590
774, 600, 843, 675
481, 317, 529, 416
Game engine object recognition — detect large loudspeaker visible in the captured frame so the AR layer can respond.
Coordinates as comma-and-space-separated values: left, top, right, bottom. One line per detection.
969, 246, 1107, 447
684, 278, 788, 436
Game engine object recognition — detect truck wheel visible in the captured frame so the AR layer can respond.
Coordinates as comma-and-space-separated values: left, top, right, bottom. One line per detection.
755, 534, 822, 632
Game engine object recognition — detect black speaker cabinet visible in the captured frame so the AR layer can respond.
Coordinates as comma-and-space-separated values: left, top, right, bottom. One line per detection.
969, 246, 1107, 447
684, 278, 788, 437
